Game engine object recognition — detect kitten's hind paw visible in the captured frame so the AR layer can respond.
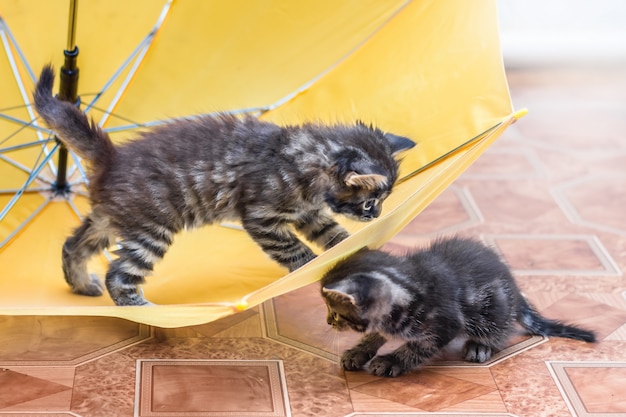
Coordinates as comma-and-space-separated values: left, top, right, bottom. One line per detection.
108, 285, 152, 306
463, 341, 493, 363
368, 355, 407, 378
341, 349, 375, 371
71, 274, 104, 297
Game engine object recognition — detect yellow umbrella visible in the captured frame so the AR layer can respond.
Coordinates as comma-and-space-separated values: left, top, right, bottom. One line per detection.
0, 0, 524, 327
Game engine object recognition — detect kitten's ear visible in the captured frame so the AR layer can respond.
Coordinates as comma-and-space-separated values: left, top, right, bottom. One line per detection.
322, 287, 357, 306
384, 133, 417, 155
345, 172, 388, 190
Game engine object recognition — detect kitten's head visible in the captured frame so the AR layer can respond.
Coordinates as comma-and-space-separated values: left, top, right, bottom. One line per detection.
321, 276, 372, 332
325, 123, 415, 221
321, 248, 406, 333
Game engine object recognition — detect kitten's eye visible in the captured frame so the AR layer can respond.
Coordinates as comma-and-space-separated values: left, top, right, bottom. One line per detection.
362, 198, 378, 211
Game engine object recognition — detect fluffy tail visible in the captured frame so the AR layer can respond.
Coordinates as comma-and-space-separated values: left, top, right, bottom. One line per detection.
518, 297, 596, 343
33, 65, 115, 163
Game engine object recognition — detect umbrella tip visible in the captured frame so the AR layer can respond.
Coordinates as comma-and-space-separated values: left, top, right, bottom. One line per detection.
235, 301, 249, 312
512, 108, 529, 123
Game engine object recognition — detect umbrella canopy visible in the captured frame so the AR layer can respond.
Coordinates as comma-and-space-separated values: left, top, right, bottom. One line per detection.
0, 0, 522, 327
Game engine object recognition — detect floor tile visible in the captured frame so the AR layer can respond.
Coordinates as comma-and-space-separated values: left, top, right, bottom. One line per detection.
0, 316, 150, 366
390, 186, 481, 237
136, 359, 290, 417
554, 174, 626, 236
548, 361, 626, 416
462, 147, 546, 180
539, 294, 626, 341
0, 369, 71, 409
352, 370, 495, 412
486, 234, 620, 275
263, 284, 363, 361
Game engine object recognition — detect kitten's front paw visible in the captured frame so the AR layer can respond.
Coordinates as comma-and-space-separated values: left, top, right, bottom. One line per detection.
341, 348, 375, 371
368, 355, 407, 378
287, 252, 317, 272
463, 341, 493, 363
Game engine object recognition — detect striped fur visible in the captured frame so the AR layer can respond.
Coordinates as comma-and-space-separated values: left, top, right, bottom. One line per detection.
33, 65, 415, 306
321, 237, 596, 377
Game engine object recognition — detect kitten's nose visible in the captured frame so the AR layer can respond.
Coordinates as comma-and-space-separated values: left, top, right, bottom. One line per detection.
361, 212, 379, 221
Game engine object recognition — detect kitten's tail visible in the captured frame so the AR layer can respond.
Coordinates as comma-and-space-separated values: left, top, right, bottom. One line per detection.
517, 297, 596, 343
33, 65, 115, 164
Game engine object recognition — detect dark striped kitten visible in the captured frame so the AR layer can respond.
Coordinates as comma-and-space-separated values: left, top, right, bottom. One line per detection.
321, 236, 596, 377
34, 65, 415, 306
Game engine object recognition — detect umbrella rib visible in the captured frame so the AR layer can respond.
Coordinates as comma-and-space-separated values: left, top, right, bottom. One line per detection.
96, 0, 174, 128
81, 37, 151, 116
117, 0, 412, 126
0, 187, 50, 194
0, 19, 57, 175
0, 138, 56, 153
0, 196, 52, 250
0, 114, 52, 148
0, 153, 54, 184
0, 16, 36, 82
0, 112, 52, 135
66, 194, 84, 220
101, 105, 269, 133
0, 142, 59, 223
63, 2, 174, 181
64, 150, 89, 185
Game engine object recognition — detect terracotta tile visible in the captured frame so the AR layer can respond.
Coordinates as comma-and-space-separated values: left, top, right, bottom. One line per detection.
0, 316, 150, 365
462, 147, 546, 180
390, 186, 480, 237
125, 336, 353, 417
353, 370, 495, 412
440, 391, 508, 414
491, 353, 574, 417
70, 351, 137, 416
137, 359, 289, 416
515, 104, 626, 155
349, 390, 422, 413
489, 235, 618, 275
427, 367, 497, 388
4, 390, 73, 412
566, 365, 626, 413
350, 414, 512, 417
539, 294, 626, 340
549, 361, 626, 416
212, 312, 264, 338
605, 324, 626, 341
0, 369, 70, 409
5, 366, 75, 388
0, 414, 77, 417
193, 308, 261, 338
467, 180, 566, 224
559, 175, 626, 235
263, 284, 362, 361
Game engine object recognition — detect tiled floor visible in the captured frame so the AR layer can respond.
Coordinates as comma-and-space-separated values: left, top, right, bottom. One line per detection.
1, 66, 625, 417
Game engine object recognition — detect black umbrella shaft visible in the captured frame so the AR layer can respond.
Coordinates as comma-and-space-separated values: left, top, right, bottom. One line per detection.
54, 0, 80, 193
66, 0, 79, 51
54, 47, 80, 193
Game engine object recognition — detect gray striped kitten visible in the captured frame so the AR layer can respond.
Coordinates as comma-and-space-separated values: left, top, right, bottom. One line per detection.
321, 237, 596, 377
34, 65, 415, 306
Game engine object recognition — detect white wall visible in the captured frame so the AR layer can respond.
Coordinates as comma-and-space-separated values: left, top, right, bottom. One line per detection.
497, 0, 626, 67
